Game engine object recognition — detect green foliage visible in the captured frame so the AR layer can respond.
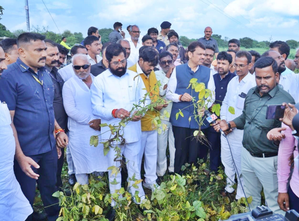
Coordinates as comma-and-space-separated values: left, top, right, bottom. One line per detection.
0, 23, 15, 38
228, 106, 235, 115
286, 40, 298, 49
98, 28, 114, 43
240, 37, 254, 48
0, 6, 4, 20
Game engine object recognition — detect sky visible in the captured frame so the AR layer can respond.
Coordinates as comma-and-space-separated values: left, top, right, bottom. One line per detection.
1, 0, 299, 42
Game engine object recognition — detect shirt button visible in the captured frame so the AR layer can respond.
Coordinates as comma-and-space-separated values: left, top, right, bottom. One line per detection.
221, 87, 223, 89
219, 95, 222, 97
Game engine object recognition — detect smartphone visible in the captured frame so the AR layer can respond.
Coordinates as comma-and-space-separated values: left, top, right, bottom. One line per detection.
266, 105, 285, 119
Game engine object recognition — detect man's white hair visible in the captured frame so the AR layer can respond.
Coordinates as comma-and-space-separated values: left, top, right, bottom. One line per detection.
71, 53, 89, 64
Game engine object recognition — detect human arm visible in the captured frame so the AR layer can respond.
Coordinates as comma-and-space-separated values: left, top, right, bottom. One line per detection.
10, 111, 40, 180
207, 70, 215, 108
54, 119, 68, 147
166, 67, 192, 102
277, 124, 295, 211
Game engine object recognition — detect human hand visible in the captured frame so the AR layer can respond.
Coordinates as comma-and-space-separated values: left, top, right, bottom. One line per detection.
131, 111, 142, 121
57, 146, 62, 159
115, 108, 130, 119
89, 119, 101, 131
17, 155, 40, 180
180, 93, 192, 102
277, 192, 289, 211
267, 127, 286, 141
166, 65, 175, 78
56, 132, 68, 148
280, 103, 298, 129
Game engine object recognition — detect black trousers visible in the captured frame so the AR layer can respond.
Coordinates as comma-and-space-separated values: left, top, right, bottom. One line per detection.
172, 126, 209, 174
56, 148, 65, 188
205, 126, 221, 172
14, 148, 60, 221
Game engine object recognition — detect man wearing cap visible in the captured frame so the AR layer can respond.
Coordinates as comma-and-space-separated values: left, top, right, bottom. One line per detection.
198, 27, 219, 54
158, 21, 171, 46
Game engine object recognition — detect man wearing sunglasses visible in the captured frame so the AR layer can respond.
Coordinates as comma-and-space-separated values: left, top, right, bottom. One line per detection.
155, 51, 176, 179
63, 54, 106, 186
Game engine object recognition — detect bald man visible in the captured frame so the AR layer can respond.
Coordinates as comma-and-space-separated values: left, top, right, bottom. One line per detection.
198, 26, 219, 53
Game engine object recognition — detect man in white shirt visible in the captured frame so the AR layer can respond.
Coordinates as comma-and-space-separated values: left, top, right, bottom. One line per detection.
220, 51, 256, 200
91, 43, 147, 207
59, 45, 88, 82
166, 42, 215, 174
84, 36, 102, 65
126, 25, 142, 65
155, 51, 175, 177
62, 54, 106, 185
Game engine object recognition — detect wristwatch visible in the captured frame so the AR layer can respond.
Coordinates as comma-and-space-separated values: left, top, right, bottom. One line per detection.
226, 122, 231, 132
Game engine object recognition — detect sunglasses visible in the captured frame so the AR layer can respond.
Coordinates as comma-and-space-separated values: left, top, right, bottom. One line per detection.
160, 60, 172, 65
73, 64, 90, 70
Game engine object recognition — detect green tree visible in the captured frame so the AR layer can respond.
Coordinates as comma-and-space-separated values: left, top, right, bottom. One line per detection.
0, 6, 4, 20
0, 23, 14, 37
286, 40, 298, 49
240, 37, 253, 48
180, 36, 191, 47
98, 28, 113, 43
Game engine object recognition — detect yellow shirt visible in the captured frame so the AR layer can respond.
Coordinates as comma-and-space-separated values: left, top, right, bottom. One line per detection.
128, 64, 160, 131
60, 41, 71, 50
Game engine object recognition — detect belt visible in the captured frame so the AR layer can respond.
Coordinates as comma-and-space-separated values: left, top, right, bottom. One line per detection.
248, 151, 277, 158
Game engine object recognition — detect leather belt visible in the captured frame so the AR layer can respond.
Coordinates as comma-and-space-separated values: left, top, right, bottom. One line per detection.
249, 151, 277, 158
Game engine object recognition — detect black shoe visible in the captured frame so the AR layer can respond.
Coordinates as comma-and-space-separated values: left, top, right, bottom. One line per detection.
106, 207, 116, 221
221, 189, 235, 201
32, 211, 47, 221
68, 174, 76, 186
157, 176, 163, 185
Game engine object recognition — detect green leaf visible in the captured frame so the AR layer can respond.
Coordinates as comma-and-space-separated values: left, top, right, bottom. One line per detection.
100, 123, 108, 127
193, 201, 206, 218
204, 89, 211, 98
193, 130, 199, 137
52, 191, 60, 198
103, 146, 110, 156
212, 103, 221, 116
198, 89, 205, 100
228, 106, 235, 115
194, 83, 205, 92
189, 78, 197, 84
110, 178, 119, 185
176, 112, 179, 120
89, 135, 99, 147
179, 110, 184, 117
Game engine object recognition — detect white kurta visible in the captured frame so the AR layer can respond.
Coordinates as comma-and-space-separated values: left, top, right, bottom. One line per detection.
0, 101, 33, 220
62, 75, 108, 174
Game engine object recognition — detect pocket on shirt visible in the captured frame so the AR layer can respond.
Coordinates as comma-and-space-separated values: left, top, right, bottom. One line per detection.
237, 96, 245, 109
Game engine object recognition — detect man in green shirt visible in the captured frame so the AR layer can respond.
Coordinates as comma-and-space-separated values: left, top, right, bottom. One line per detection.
216, 56, 294, 213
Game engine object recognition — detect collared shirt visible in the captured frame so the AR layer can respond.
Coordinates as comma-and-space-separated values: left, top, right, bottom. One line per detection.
155, 69, 172, 121
213, 72, 236, 106
90, 60, 107, 77
279, 72, 299, 103
108, 30, 123, 43
233, 85, 295, 155
129, 63, 160, 131
158, 33, 169, 46
58, 63, 75, 82
209, 65, 217, 75
281, 66, 293, 76
0, 58, 56, 156
198, 37, 219, 53
45, 65, 68, 131
220, 73, 255, 121
155, 40, 166, 53
127, 38, 142, 66
87, 54, 102, 65
91, 68, 147, 143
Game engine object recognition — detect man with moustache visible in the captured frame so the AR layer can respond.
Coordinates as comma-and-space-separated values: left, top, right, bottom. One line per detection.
84, 35, 102, 65
147, 27, 166, 53
216, 57, 295, 213
0, 32, 68, 221
45, 40, 68, 189
198, 27, 219, 54
155, 51, 176, 178
127, 25, 142, 65
248, 50, 261, 74
203, 46, 216, 75
294, 48, 299, 70
56, 44, 69, 68
117, 39, 134, 67
91, 43, 147, 209
166, 43, 180, 66
63, 54, 106, 185
218, 51, 255, 200
167, 30, 187, 64
228, 39, 240, 52
91, 42, 111, 76
270, 41, 292, 76
1, 38, 19, 65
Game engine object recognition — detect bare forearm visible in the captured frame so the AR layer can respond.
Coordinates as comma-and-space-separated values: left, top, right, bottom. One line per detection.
11, 122, 25, 160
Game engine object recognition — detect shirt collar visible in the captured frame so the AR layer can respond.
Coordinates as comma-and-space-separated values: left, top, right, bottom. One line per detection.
187, 63, 199, 73
136, 62, 146, 76
16, 58, 45, 74
239, 72, 251, 83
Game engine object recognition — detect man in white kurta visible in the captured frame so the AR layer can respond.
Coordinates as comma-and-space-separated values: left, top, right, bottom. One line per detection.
62, 54, 107, 185
220, 51, 256, 200
91, 43, 147, 205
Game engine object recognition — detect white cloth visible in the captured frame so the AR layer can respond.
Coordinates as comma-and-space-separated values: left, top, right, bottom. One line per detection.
87, 54, 102, 65
91, 69, 147, 143
279, 72, 299, 103
140, 130, 158, 184
91, 68, 147, 203
63, 75, 108, 174
0, 101, 32, 221
58, 63, 75, 82
127, 38, 142, 66
166, 65, 215, 108
220, 73, 256, 199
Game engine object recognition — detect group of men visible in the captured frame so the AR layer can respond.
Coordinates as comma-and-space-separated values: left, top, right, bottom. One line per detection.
0, 22, 299, 221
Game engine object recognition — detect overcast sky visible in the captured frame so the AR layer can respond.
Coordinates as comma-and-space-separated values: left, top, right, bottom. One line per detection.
1, 0, 299, 42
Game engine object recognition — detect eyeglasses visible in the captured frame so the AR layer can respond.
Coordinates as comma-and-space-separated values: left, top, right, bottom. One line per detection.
233, 64, 248, 69
111, 59, 126, 66
73, 64, 90, 70
132, 31, 140, 33
160, 60, 172, 65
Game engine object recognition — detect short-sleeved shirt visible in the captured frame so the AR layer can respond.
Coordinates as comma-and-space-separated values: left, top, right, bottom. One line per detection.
108, 30, 123, 43
155, 40, 166, 53
0, 58, 56, 156
198, 37, 219, 53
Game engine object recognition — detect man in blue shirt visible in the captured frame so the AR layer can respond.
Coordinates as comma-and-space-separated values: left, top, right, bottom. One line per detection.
198, 27, 219, 54
0, 32, 68, 221
147, 27, 166, 53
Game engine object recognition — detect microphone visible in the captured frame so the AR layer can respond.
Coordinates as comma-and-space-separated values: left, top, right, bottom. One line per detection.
204, 110, 225, 136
